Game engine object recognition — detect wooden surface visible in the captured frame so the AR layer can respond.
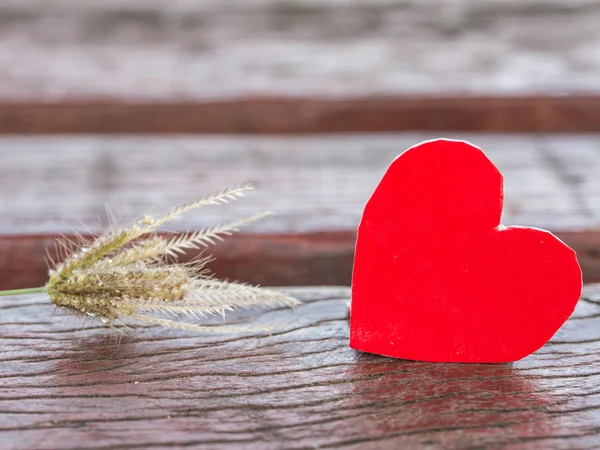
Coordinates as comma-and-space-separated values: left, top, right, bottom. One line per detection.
2, 285, 600, 449
2, 134, 600, 235
2, 134, 600, 288
1, 0, 599, 100
2, 96, 600, 134
1, 0, 599, 134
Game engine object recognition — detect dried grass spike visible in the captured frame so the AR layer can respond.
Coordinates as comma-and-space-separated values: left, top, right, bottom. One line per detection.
2, 184, 300, 333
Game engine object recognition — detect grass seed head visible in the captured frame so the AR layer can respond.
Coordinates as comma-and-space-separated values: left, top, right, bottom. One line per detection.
45, 184, 300, 330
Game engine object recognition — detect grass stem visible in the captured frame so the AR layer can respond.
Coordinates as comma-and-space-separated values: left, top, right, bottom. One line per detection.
0, 286, 46, 297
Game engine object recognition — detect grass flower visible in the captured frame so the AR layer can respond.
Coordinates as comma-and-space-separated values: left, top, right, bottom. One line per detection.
0, 184, 300, 332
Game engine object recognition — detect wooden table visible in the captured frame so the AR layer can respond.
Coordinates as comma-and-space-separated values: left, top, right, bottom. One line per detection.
2, 285, 600, 449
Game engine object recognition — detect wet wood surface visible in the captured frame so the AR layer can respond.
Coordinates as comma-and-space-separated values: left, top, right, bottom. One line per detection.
2, 285, 600, 449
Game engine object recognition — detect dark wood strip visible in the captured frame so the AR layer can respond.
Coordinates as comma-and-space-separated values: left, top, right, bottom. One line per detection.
1, 96, 600, 134
0, 232, 355, 290
1, 230, 599, 290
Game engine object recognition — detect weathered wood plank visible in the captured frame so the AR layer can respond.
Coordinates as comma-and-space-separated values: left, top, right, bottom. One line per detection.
2, 134, 599, 235
1, 0, 599, 133
1, 96, 600, 134
1, 134, 600, 287
1, 285, 600, 449
0, 232, 356, 290
0, 0, 598, 100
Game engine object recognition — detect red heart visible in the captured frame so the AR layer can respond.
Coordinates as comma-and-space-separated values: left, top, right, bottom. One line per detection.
350, 139, 582, 363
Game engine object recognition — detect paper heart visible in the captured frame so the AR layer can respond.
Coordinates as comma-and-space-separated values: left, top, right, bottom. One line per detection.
350, 139, 582, 363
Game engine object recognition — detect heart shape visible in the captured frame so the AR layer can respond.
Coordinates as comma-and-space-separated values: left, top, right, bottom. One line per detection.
350, 139, 582, 363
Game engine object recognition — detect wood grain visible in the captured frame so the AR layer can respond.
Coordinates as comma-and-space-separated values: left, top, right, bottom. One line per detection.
2, 285, 600, 449
0, 232, 356, 290
1, 0, 599, 134
2, 134, 598, 235
1, 134, 600, 288
1, 0, 599, 101
2, 230, 600, 290
1, 96, 600, 134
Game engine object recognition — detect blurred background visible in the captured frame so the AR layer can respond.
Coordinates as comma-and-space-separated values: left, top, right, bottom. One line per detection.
0, 0, 599, 288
